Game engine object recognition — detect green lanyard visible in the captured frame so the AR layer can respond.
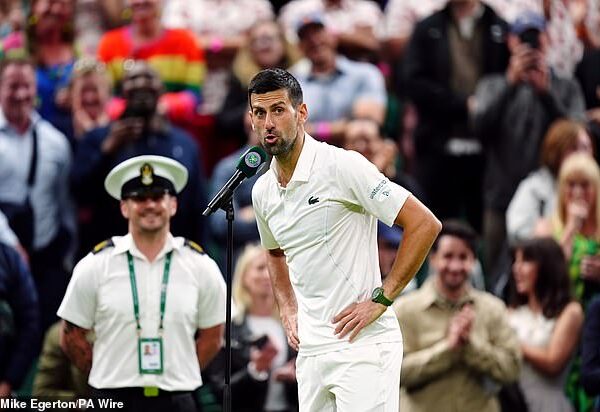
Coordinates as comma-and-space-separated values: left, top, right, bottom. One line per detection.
127, 251, 173, 336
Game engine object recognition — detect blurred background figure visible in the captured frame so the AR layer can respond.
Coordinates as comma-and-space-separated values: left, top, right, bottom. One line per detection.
394, 220, 520, 412
0, 242, 40, 399
278, 0, 383, 61
0, 0, 24, 52
508, 237, 583, 412
536, 153, 600, 309
403, 0, 509, 237
473, 10, 585, 281
0, 57, 74, 335
343, 118, 399, 180
26, 0, 77, 142
162, 0, 274, 118
575, 47, 600, 153
217, 19, 301, 146
536, 153, 600, 411
581, 295, 600, 410
32, 320, 90, 399
203, 244, 298, 412
68, 58, 111, 144
233, 20, 302, 91
507, 119, 594, 243
97, 0, 204, 129
75, 0, 126, 56
291, 15, 386, 144
71, 61, 207, 257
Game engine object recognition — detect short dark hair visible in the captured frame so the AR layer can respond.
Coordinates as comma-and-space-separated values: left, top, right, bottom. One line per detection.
248, 68, 303, 108
509, 237, 572, 319
431, 220, 478, 256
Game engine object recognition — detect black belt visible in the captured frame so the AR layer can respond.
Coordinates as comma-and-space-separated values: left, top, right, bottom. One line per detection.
92, 386, 195, 399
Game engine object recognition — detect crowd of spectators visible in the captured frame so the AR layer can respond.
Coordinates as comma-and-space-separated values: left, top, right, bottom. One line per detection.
1, 0, 600, 411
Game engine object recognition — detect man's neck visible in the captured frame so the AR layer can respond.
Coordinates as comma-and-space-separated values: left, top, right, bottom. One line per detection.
434, 276, 469, 303
130, 228, 169, 262
311, 55, 337, 76
7, 115, 31, 135
275, 131, 305, 187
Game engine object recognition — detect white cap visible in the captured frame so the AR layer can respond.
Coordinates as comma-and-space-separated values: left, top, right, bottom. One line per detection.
104, 155, 188, 200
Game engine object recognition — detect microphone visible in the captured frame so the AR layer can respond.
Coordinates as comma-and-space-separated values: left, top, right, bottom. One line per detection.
203, 146, 268, 216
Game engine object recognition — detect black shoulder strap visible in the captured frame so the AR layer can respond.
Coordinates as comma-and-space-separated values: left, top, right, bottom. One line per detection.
27, 126, 38, 188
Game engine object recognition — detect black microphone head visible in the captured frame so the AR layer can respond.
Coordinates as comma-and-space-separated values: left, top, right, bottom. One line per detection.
236, 146, 268, 178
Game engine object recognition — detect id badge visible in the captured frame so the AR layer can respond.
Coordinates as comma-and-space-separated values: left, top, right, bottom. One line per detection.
138, 338, 163, 374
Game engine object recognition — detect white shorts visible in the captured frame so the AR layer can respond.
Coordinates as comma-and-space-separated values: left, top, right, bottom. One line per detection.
296, 342, 403, 412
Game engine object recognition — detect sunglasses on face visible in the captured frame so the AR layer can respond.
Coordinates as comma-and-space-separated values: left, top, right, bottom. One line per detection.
123, 188, 171, 202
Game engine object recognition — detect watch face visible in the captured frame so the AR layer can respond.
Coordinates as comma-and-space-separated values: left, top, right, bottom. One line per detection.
372, 287, 381, 300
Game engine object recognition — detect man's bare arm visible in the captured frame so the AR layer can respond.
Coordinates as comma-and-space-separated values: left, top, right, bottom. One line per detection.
384, 195, 442, 299
196, 324, 224, 369
267, 248, 299, 351
334, 195, 441, 341
59, 320, 92, 374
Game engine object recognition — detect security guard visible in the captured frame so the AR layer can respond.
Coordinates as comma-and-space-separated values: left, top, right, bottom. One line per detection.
58, 155, 226, 412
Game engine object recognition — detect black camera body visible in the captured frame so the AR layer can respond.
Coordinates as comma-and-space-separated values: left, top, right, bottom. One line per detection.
519, 28, 541, 49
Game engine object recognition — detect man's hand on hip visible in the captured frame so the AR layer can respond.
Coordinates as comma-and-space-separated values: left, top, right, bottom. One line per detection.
281, 310, 299, 351
333, 301, 387, 342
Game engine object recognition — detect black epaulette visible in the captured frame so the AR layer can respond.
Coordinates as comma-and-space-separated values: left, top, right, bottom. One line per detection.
184, 239, 205, 254
92, 239, 114, 254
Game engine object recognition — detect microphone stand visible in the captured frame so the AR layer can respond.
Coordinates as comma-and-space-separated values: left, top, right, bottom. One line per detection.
223, 199, 234, 412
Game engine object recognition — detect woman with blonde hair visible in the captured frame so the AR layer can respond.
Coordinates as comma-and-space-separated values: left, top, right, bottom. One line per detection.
204, 244, 298, 412
537, 153, 600, 411
69, 58, 111, 142
507, 119, 593, 243
232, 19, 301, 89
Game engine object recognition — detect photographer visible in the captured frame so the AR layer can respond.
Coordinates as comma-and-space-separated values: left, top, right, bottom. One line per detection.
71, 61, 208, 257
472, 10, 585, 278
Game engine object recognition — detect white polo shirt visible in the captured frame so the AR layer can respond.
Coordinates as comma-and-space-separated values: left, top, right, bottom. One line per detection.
57, 233, 226, 390
252, 134, 409, 356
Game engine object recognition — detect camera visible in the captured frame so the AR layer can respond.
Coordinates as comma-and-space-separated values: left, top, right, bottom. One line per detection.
519, 28, 540, 49
249, 335, 269, 350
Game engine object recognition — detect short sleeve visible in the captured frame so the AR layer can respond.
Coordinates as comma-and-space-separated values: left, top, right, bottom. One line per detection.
336, 150, 410, 227
357, 64, 387, 106
252, 180, 280, 250
197, 257, 227, 329
57, 254, 98, 329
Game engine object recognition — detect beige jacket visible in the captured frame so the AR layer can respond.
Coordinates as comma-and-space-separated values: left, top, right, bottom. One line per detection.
394, 279, 521, 412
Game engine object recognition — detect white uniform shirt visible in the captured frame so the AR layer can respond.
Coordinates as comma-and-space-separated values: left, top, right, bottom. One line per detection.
57, 233, 226, 390
252, 134, 409, 355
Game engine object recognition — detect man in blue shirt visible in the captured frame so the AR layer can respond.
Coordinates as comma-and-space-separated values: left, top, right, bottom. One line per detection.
0, 57, 73, 333
290, 15, 387, 144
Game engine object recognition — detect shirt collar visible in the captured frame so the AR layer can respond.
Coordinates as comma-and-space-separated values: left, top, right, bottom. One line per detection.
112, 232, 183, 261
306, 56, 346, 81
0, 109, 41, 133
269, 133, 318, 184
420, 276, 475, 310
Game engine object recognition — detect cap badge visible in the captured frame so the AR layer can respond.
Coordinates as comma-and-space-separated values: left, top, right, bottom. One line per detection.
140, 163, 154, 185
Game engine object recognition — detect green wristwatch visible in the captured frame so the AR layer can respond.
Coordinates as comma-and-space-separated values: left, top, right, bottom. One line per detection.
371, 287, 393, 306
